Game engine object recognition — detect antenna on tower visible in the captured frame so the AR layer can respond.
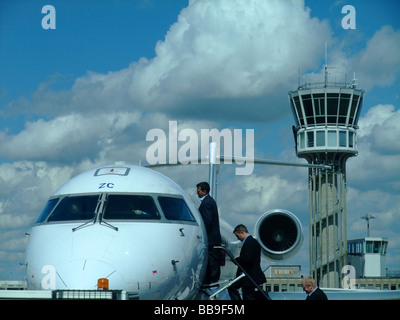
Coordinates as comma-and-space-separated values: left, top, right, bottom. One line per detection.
324, 41, 328, 87
361, 214, 375, 237
324, 41, 328, 68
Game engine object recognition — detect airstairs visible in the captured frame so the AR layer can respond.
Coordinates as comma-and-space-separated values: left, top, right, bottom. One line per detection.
200, 246, 270, 300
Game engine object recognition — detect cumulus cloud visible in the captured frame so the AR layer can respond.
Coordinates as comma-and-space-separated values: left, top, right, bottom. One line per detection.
140, 0, 329, 101
352, 26, 400, 90
327, 25, 400, 91
0, 112, 142, 163
348, 104, 400, 193
0, 162, 75, 224
367, 106, 400, 155
7, 0, 331, 122
357, 104, 397, 138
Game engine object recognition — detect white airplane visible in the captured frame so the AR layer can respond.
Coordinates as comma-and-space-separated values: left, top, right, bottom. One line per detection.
24, 144, 306, 299
23, 142, 400, 300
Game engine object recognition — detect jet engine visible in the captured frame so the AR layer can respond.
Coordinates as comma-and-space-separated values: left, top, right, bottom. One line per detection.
254, 209, 303, 261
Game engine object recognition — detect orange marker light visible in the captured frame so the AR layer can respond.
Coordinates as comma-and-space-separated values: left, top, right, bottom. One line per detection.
97, 278, 109, 290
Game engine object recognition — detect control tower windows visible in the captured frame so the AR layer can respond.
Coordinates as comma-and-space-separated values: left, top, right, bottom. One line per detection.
313, 93, 325, 124
328, 131, 337, 147
339, 94, 351, 124
292, 96, 303, 126
316, 131, 325, 147
299, 132, 305, 149
339, 131, 347, 147
303, 94, 314, 125
348, 238, 388, 255
289, 89, 363, 128
349, 132, 354, 148
327, 93, 339, 124
297, 128, 357, 153
307, 132, 314, 148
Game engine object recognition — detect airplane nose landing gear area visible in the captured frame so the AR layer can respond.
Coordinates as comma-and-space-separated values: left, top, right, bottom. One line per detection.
55, 259, 125, 290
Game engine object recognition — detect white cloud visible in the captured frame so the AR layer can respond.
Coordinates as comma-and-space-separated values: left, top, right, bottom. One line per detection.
329, 25, 400, 91
368, 107, 400, 155
348, 104, 400, 193
357, 104, 397, 138
127, 0, 331, 117
154, 0, 328, 95
7, 0, 331, 122
354, 26, 400, 90
0, 162, 75, 226
0, 112, 141, 163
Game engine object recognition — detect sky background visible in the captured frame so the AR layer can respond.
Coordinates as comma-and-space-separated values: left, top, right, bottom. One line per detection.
0, 0, 399, 281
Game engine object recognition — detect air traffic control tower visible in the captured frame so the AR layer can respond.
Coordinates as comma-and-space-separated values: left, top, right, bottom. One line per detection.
288, 69, 364, 288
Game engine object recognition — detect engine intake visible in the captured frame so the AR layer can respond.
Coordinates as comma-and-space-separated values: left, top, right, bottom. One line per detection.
255, 209, 303, 261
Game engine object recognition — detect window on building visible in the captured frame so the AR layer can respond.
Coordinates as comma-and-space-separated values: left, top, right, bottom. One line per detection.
349, 95, 359, 125
316, 131, 325, 147
313, 93, 326, 125
293, 96, 304, 126
328, 131, 337, 147
299, 132, 305, 149
339, 131, 347, 147
302, 94, 314, 125
338, 94, 351, 124
373, 241, 381, 253
327, 93, 339, 124
307, 131, 314, 147
366, 241, 373, 253
349, 132, 354, 148
382, 241, 388, 255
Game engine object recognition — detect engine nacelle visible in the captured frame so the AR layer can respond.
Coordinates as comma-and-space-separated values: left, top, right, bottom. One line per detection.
254, 209, 303, 261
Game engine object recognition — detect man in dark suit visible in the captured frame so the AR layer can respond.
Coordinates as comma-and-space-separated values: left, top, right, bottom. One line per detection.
197, 182, 222, 285
302, 276, 328, 300
228, 224, 267, 300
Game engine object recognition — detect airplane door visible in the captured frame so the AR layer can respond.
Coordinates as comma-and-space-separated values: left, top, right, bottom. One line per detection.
156, 195, 207, 298
169, 223, 207, 299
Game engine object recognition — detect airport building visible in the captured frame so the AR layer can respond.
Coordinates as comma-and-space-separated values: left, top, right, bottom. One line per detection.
0, 280, 27, 290
284, 70, 400, 290
348, 237, 388, 278
288, 68, 364, 288
264, 265, 303, 293
263, 247, 400, 293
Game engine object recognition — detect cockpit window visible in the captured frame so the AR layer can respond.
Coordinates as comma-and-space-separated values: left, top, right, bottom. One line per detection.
103, 195, 160, 220
36, 198, 59, 223
47, 195, 99, 222
158, 196, 195, 222
37, 194, 195, 224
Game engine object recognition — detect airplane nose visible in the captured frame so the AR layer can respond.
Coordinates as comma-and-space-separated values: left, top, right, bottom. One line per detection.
55, 259, 125, 290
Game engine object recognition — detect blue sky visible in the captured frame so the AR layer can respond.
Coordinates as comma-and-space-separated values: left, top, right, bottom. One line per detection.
0, 1, 182, 90
0, 0, 399, 281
